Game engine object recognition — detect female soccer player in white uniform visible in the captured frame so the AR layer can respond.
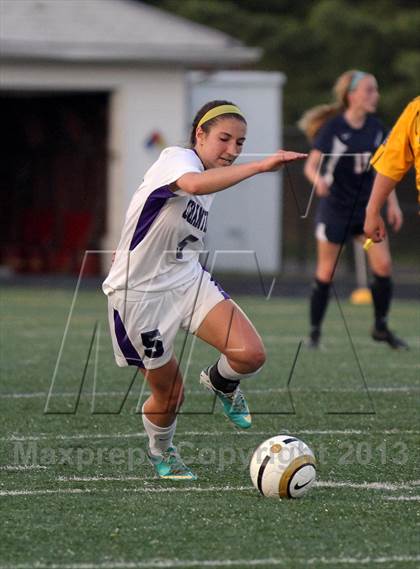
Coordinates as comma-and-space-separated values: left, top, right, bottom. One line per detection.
103, 100, 306, 479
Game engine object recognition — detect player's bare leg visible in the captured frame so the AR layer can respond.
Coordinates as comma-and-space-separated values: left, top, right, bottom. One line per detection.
140, 357, 184, 427
358, 235, 409, 349
196, 298, 266, 373
140, 357, 196, 479
315, 239, 342, 283
360, 235, 392, 277
196, 299, 266, 428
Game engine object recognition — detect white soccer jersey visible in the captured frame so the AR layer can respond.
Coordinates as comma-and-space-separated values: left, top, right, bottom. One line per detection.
103, 146, 214, 294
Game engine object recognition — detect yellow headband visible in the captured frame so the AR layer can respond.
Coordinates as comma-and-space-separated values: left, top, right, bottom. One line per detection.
197, 104, 245, 129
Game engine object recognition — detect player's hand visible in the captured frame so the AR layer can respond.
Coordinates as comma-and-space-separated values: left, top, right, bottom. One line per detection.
315, 177, 330, 197
386, 203, 403, 232
259, 150, 307, 173
364, 211, 386, 242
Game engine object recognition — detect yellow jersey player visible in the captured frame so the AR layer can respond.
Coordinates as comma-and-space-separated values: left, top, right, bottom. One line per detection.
365, 96, 420, 242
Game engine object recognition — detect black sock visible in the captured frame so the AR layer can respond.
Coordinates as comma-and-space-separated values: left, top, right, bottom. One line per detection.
209, 363, 239, 394
371, 274, 392, 331
310, 278, 331, 335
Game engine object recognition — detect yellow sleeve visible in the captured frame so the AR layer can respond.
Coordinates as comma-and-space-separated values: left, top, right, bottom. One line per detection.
370, 98, 419, 184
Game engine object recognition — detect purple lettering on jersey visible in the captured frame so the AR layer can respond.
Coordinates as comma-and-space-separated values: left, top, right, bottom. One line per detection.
129, 185, 175, 251
182, 199, 209, 232
113, 309, 145, 367
182, 200, 195, 220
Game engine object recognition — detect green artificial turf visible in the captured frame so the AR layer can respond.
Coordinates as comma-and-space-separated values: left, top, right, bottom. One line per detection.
0, 286, 419, 568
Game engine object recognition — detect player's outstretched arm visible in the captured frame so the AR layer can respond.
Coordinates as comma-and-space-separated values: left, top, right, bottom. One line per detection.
364, 172, 396, 241
175, 150, 307, 196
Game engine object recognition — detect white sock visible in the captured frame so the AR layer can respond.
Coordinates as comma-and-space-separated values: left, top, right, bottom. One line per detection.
142, 404, 177, 457
217, 353, 262, 380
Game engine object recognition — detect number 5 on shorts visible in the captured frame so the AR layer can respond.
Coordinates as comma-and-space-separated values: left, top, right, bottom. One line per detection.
141, 329, 164, 359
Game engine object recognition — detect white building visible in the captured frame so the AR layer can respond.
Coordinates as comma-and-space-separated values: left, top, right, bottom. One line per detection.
1, 0, 285, 275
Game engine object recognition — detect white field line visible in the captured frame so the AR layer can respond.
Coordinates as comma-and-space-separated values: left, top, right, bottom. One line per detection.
6, 467, 420, 487
0, 465, 47, 471
0, 392, 127, 399
0, 488, 95, 496
57, 476, 148, 482
0, 486, 252, 497
52, 477, 420, 492
192, 386, 420, 394
1, 385, 419, 399
2, 428, 420, 443
1, 480, 420, 497
1, 556, 420, 568
388, 363, 420, 369
316, 480, 420, 491
383, 496, 420, 501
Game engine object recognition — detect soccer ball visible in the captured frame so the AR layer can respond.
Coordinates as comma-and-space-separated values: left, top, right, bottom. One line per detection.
249, 434, 316, 499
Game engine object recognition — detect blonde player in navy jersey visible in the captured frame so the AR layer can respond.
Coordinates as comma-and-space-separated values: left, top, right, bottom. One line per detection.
299, 70, 408, 350
103, 101, 306, 480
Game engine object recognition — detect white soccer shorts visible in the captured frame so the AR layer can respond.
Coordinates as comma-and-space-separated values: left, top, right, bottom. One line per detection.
107, 269, 229, 370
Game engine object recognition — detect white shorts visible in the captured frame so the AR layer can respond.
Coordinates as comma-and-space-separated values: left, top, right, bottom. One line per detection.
107, 269, 229, 370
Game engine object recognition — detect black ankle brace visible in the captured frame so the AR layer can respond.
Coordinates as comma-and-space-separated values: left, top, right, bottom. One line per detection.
209, 363, 239, 394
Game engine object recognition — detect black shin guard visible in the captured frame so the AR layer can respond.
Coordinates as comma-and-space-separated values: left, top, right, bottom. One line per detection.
371, 274, 392, 331
310, 278, 331, 335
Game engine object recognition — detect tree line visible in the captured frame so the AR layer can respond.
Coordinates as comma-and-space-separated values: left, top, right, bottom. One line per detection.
141, 0, 420, 125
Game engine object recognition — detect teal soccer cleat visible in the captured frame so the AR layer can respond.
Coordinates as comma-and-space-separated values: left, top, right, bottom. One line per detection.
147, 447, 197, 480
200, 368, 252, 429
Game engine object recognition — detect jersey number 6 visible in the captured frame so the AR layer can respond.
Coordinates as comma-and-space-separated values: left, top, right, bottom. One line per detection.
176, 234, 199, 259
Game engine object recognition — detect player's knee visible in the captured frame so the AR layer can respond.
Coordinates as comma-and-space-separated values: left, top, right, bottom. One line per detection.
237, 344, 266, 373
249, 345, 266, 371
373, 260, 392, 276
315, 270, 333, 284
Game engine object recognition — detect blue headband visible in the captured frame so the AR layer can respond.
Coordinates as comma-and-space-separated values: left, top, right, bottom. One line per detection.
348, 71, 367, 92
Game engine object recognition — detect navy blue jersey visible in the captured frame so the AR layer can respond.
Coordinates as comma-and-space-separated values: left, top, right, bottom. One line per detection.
313, 114, 386, 220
